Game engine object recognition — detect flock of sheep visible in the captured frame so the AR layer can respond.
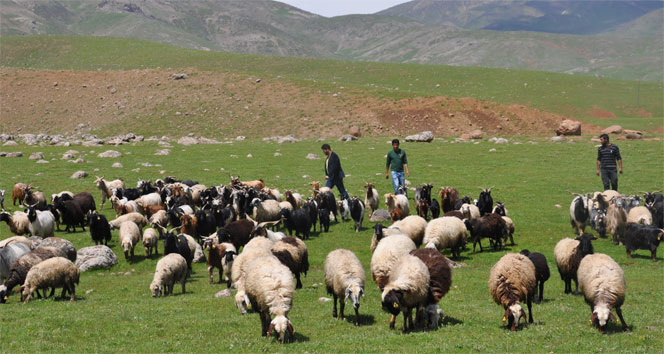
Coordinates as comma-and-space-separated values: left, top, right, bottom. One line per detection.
0, 175, 662, 342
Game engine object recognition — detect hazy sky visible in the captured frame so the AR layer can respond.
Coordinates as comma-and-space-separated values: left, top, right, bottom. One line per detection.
279, 0, 411, 17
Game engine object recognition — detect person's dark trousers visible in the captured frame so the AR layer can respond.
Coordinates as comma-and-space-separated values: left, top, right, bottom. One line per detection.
601, 168, 618, 191
326, 178, 349, 200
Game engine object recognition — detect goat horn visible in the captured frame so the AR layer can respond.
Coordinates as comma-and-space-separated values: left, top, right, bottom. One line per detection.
257, 220, 280, 228
245, 215, 258, 226
488, 186, 495, 191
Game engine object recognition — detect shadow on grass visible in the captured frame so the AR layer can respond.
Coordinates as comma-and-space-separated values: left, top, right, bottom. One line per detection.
344, 313, 375, 326
442, 315, 464, 326
628, 253, 658, 261
601, 321, 633, 335
291, 331, 310, 343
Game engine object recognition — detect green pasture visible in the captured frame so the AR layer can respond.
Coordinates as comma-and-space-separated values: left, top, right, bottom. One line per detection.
1, 35, 662, 122
0, 137, 662, 352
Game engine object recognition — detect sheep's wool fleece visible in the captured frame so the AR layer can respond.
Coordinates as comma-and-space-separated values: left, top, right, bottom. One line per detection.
553, 238, 579, 274
231, 247, 272, 285
423, 216, 466, 249
382, 255, 430, 306
489, 253, 536, 306
324, 249, 365, 295
244, 256, 294, 317
370, 235, 416, 289
244, 236, 274, 252
578, 253, 625, 309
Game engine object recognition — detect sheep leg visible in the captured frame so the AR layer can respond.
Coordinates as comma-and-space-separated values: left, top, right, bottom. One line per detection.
208, 266, 214, 284
69, 284, 75, 301
218, 267, 223, 284
389, 315, 396, 330
339, 298, 345, 320
615, 307, 630, 332
527, 298, 533, 323
61, 286, 67, 299
354, 307, 360, 326
181, 278, 186, 295
260, 311, 269, 337
295, 273, 302, 289
332, 294, 338, 318
573, 277, 579, 295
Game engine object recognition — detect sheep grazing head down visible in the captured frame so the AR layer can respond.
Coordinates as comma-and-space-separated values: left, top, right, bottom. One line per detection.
150, 283, 162, 297
345, 284, 364, 311
381, 290, 402, 316
267, 315, 294, 343
234, 291, 250, 314
503, 303, 527, 331
122, 239, 133, 259
591, 305, 616, 332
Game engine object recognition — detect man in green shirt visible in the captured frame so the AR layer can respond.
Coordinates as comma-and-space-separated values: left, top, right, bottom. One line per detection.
385, 139, 409, 195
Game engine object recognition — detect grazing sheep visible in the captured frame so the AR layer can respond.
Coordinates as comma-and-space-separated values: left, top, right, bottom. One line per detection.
244, 255, 296, 343
119, 221, 141, 261
12, 183, 28, 206
381, 254, 430, 332
95, 176, 125, 209
88, 211, 111, 246
109, 212, 148, 230
324, 249, 365, 326
25, 205, 55, 237
142, 228, 159, 258
519, 250, 550, 304
606, 199, 628, 245
623, 223, 663, 261
410, 248, 452, 330
271, 236, 309, 289
231, 246, 274, 313
465, 213, 507, 253
460, 203, 480, 220
578, 253, 629, 332
149, 210, 169, 230
150, 253, 188, 297
203, 240, 237, 286
554, 234, 596, 294
0, 211, 30, 235
364, 183, 379, 214
20, 257, 80, 303
423, 216, 467, 259
384, 193, 410, 220
0, 246, 65, 303
502, 216, 515, 246
371, 234, 416, 290
488, 253, 536, 331
626, 206, 652, 225
0, 242, 32, 282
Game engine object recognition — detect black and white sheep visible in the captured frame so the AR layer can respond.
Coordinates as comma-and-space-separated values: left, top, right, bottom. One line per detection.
488, 253, 536, 331
271, 236, 309, 289
150, 253, 188, 297
25, 205, 55, 237
569, 194, 592, 235
20, 257, 80, 303
519, 250, 550, 304
423, 216, 467, 259
370, 234, 416, 290
623, 223, 663, 261
578, 253, 629, 332
324, 249, 365, 326
164, 231, 194, 272
553, 233, 596, 294
381, 254, 430, 332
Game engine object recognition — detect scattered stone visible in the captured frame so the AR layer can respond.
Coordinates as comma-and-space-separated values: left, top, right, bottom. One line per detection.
236, 136, 246, 141
110, 88, 117, 94
555, 119, 581, 136
339, 134, 357, 142
177, 136, 198, 146
489, 148, 497, 152
615, 136, 626, 141
193, 243, 206, 263
349, 126, 361, 137
124, 272, 132, 276
158, 141, 172, 148
29, 152, 44, 160
550, 136, 567, 142
215, 289, 232, 298
626, 132, 643, 140
601, 125, 623, 135
494, 138, 509, 144
198, 137, 221, 144
132, 168, 140, 172
555, 204, 562, 208
86, 289, 94, 295
65, 149, 80, 155
112, 162, 123, 168
71, 170, 88, 179
405, 131, 434, 142
172, 73, 188, 80
36, 159, 49, 164
370, 209, 391, 222
38, 237, 76, 261
140, 162, 154, 167
312, 282, 323, 288
98, 150, 122, 158
274, 152, 282, 157
154, 149, 170, 156
264, 135, 299, 144
82, 139, 104, 147
318, 297, 332, 303
460, 134, 471, 140
68, 158, 85, 164
590, 137, 601, 142
3, 140, 18, 146
76, 245, 118, 271
4, 152, 23, 157
306, 153, 320, 160
62, 153, 75, 160
469, 130, 484, 139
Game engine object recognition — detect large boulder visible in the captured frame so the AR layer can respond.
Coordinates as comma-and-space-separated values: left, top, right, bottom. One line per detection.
601, 125, 623, 135
38, 237, 76, 262
349, 126, 361, 137
97, 150, 122, 158
29, 152, 44, 160
405, 131, 434, 142
76, 245, 118, 271
469, 130, 484, 139
369, 209, 392, 222
178, 136, 198, 146
339, 134, 358, 142
555, 119, 581, 136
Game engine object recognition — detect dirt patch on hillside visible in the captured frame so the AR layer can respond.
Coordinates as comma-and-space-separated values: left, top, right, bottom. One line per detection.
589, 105, 617, 118
0, 68, 598, 138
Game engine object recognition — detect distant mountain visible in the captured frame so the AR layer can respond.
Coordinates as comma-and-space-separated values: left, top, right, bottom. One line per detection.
1, 0, 661, 81
379, 0, 663, 35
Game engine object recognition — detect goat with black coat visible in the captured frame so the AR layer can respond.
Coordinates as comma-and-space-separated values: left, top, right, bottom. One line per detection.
55, 199, 86, 233
624, 223, 663, 261
465, 213, 507, 253
519, 250, 550, 304
316, 191, 337, 222
164, 232, 193, 272
477, 187, 494, 216
430, 199, 441, 219
195, 209, 218, 239
318, 208, 330, 232
349, 197, 365, 232
216, 219, 255, 250
211, 204, 235, 228
115, 187, 141, 201
281, 208, 312, 240
646, 200, 663, 229
303, 199, 318, 232
71, 192, 96, 214
570, 194, 591, 235
88, 211, 112, 246
453, 196, 471, 211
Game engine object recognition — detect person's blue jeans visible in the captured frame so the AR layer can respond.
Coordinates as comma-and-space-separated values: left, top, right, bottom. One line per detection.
391, 171, 405, 194
326, 178, 349, 200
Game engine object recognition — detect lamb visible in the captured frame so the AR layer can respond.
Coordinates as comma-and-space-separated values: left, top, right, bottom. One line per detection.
488, 253, 536, 331
623, 223, 663, 260
0, 242, 32, 282
349, 197, 365, 232
577, 253, 629, 332
142, 228, 159, 258
460, 203, 480, 220
324, 249, 365, 326
384, 193, 410, 220
271, 236, 309, 289
410, 248, 452, 330
370, 234, 416, 290
381, 254, 430, 332
109, 212, 148, 230
626, 206, 652, 225
250, 198, 282, 224
244, 255, 296, 343
519, 250, 550, 304
232, 246, 273, 314
87, 211, 112, 246
203, 239, 236, 286
0, 246, 65, 303
150, 253, 188, 297
20, 257, 80, 303
12, 183, 28, 206
95, 176, 125, 209
364, 183, 379, 214
465, 213, 507, 253
119, 221, 141, 261
0, 211, 30, 235
25, 205, 55, 237
423, 216, 467, 259
280, 208, 312, 240
606, 199, 627, 245
553, 233, 596, 294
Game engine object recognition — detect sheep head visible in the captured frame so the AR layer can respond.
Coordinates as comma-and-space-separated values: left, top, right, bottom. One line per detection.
267, 315, 293, 343
150, 282, 162, 297
504, 303, 526, 331
381, 289, 403, 316
591, 305, 616, 332
345, 284, 364, 311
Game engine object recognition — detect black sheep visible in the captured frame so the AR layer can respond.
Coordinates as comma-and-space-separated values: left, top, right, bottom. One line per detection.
318, 208, 330, 232
216, 219, 254, 250
430, 198, 441, 219
56, 199, 86, 233
88, 211, 112, 246
624, 223, 663, 261
281, 208, 312, 240
464, 213, 507, 253
519, 250, 550, 304
164, 232, 193, 271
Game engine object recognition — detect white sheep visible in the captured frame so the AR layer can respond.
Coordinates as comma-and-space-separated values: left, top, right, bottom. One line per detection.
142, 227, 159, 258
578, 253, 629, 332
370, 234, 416, 290
626, 206, 652, 225
278, 201, 293, 212
460, 203, 480, 220
26, 206, 55, 238
135, 192, 163, 210
20, 257, 80, 303
250, 198, 282, 223
324, 249, 365, 326
119, 221, 141, 261
384, 193, 410, 219
244, 255, 296, 343
423, 216, 467, 259
390, 215, 427, 247
502, 216, 515, 246
263, 188, 282, 202
232, 247, 273, 314
0, 211, 30, 235
606, 200, 627, 245
381, 254, 430, 332
489, 253, 536, 331
109, 212, 148, 230
150, 253, 188, 297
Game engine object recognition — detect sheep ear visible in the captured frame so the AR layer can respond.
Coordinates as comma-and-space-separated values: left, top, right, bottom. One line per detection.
590, 312, 598, 325
266, 323, 275, 337
345, 287, 352, 300
287, 321, 295, 339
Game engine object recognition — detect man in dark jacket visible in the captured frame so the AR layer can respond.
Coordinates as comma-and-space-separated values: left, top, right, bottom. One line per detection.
322, 144, 349, 200
596, 134, 623, 191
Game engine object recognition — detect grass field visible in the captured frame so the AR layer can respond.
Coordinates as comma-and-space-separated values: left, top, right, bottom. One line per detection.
0, 137, 662, 352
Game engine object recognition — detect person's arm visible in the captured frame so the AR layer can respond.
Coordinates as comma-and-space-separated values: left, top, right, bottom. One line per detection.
403, 151, 409, 177
385, 153, 391, 179
596, 160, 601, 176
596, 149, 601, 176
615, 146, 623, 174
618, 159, 623, 174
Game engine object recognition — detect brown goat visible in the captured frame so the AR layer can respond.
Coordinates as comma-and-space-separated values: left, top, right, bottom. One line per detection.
204, 240, 237, 286
390, 205, 404, 222
416, 199, 429, 219
180, 214, 198, 240
438, 187, 459, 213
444, 210, 464, 220
142, 204, 165, 218
12, 183, 28, 206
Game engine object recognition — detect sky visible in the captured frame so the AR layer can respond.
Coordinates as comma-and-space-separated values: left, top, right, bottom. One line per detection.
278, 0, 411, 17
